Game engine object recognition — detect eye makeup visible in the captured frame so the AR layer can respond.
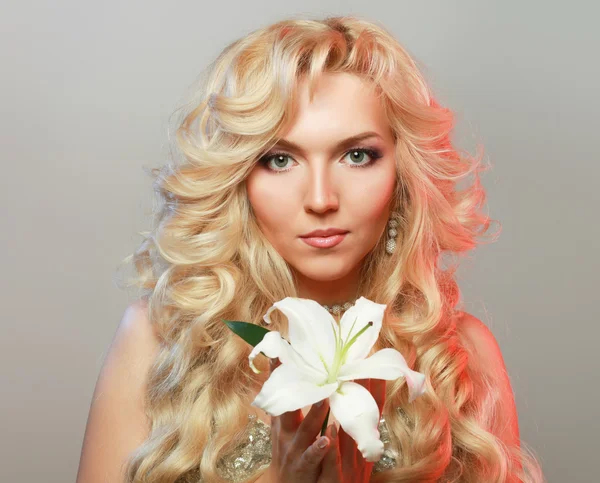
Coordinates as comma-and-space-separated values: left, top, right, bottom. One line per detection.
258, 146, 384, 174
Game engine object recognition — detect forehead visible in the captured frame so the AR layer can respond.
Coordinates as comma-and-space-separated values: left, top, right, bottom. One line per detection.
280, 72, 391, 140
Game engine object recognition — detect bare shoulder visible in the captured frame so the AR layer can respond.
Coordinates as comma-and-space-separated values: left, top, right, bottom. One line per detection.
101, 298, 161, 383
455, 311, 506, 370
455, 311, 521, 446
114, 298, 161, 358
76, 298, 161, 483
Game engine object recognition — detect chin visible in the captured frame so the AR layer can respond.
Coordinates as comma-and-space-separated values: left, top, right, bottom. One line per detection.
291, 260, 357, 282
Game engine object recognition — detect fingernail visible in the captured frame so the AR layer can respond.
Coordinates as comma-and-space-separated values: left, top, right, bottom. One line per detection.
316, 400, 323, 407
332, 425, 337, 438
317, 437, 328, 449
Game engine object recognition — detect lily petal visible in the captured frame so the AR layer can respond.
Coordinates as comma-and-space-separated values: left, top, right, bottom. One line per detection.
329, 381, 384, 462
338, 348, 427, 403
251, 362, 339, 416
248, 330, 326, 382
264, 297, 338, 373
338, 297, 387, 364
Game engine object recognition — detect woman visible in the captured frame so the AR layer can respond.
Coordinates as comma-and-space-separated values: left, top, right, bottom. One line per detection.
77, 15, 544, 483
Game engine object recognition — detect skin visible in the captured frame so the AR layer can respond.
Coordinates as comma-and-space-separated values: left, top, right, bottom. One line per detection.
246, 72, 396, 481
246, 71, 398, 308
246, 73, 521, 481
265, 359, 386, 483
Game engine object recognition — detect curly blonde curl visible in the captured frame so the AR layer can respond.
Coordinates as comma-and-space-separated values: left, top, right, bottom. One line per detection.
115, 15, 544, 483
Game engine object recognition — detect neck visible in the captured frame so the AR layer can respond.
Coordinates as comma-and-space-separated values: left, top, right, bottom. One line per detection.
293, 264, 360, 307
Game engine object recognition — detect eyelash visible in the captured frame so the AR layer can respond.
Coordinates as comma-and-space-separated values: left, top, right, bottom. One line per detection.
257, 146, 383, 173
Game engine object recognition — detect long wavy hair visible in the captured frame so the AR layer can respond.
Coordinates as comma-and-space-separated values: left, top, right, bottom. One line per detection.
116, 15, 544, 483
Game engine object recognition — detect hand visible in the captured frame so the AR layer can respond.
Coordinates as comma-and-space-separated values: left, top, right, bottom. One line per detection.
266, 358, 333, 483
318, 378, 386, 483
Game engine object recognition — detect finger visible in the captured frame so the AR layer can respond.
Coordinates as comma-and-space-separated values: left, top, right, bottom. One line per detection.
293, 398, 330, 449
337, 424, 357, 477
336, 424, 374, 481
319, 424, 341, 482
298, 432, 331, 476
279, 408, 303, 434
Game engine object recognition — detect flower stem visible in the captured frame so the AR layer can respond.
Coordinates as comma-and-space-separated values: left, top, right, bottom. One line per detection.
320, 407, 330, 437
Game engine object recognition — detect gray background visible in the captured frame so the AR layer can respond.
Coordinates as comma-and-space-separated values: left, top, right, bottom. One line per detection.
2, 1, 598, 482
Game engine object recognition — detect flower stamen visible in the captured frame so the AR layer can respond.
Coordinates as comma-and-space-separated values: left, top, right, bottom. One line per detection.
326, 320, 374, 384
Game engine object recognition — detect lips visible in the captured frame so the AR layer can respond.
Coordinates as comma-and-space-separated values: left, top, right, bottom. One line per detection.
300, 228, 349, 238
301, 232, 347, 248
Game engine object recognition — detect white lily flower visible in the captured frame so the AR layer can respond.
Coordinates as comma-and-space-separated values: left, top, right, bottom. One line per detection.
248, 296, 427, 462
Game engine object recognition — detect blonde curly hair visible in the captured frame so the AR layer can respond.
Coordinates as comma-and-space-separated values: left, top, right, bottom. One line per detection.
116, 15, 544, 482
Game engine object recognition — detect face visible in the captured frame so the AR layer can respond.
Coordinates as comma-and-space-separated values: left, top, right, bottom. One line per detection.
246, 72, 397, 288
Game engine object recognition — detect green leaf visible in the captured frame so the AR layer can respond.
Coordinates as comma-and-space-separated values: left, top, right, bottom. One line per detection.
223, 320, 271, 347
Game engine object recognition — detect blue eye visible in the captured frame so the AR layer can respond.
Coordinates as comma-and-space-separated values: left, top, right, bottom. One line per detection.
258, 147, 383, 173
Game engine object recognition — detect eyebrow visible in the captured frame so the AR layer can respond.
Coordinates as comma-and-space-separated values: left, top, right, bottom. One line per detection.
271, 131, 383, 155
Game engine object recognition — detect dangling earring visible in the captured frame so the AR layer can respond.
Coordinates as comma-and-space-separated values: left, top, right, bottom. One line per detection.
385, 212, 400, 255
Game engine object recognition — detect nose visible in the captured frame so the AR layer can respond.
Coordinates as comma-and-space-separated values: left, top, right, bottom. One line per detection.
302, 163, 340, 214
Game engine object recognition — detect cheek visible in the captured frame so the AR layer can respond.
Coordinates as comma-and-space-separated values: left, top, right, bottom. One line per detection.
246, 173, 293, 230
347, 167, 396, 223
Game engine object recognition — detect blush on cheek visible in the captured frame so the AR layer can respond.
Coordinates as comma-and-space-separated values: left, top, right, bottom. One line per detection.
247, 182, 295, 237
359, 174, 396, 219
247, 176, 280, 213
